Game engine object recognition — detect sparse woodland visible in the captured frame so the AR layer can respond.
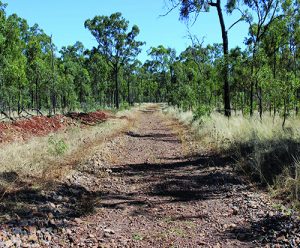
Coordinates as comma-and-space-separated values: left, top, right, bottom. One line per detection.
0, 0, 298, 120
0, 0, 300, 246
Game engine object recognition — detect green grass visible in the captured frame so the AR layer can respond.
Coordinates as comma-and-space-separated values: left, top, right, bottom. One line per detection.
132, 233, 144, 241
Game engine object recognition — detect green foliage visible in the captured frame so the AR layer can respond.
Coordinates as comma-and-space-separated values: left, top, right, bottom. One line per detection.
132, 233, 144, 241
120, 102, 130, 110
193, 104, 211, 120
48, 136, 69, 156
0, 1, 299, 130
84, 12, 144, 108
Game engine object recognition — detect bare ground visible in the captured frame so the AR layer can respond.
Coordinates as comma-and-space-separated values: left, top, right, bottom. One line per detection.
0, 105, 299, 247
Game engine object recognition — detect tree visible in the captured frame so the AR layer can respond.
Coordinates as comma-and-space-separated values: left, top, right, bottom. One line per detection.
169, 0, 242, 116
237, 0, 283, 117
60, 42, 92, 110
147, 45, 176, 102
85, 48, 110, 106
84, 12, 144, 108
25, 24, 53, 114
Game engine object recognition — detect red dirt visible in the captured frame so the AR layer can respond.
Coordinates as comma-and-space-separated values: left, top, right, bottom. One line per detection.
66, 110, 110, 125
0, 110, 110, 144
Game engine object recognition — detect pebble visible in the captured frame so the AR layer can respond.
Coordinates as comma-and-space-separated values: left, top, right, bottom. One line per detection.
232, 206, 239, 215
5, 240, 13, 247
104, 228, 115, 234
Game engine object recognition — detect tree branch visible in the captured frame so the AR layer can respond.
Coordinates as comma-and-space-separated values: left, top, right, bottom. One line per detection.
160, 1, 180, 17
208, 1, 218, 7
227, 17, 244, 32
0, 110, 14, 121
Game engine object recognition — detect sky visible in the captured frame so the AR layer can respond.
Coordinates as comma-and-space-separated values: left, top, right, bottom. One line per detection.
4, 0, 249, 62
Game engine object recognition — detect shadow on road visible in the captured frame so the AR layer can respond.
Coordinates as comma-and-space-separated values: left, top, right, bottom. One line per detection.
224, 213, 300, 246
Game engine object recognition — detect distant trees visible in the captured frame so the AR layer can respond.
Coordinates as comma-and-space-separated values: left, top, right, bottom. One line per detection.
0, 8, 147, 118
0, 0, 299, 126
84, 12, 144, 109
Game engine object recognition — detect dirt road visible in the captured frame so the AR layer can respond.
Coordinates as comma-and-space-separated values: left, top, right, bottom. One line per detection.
0, 105, 299, 247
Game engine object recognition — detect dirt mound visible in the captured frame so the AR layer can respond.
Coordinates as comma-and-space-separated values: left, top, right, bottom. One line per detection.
0, 110, 110, 144
66, 110, 109, 125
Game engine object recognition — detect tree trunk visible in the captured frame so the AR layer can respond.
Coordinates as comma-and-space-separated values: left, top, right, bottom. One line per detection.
114, 66, 120, 109
282, 98, 287, 129
258, 87, 263, 120
216, 0, 231, 117
35, 76, 39, 116
18, 81, 22, 115
127, 75, 131, 105
250, 80, 254, 116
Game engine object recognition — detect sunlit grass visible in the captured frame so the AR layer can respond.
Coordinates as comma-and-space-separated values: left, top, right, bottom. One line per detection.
0, 109, 135, 185
164, 106, 300, 208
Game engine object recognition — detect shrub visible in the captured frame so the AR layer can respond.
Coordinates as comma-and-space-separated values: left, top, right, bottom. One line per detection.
193, 104, 211, 121
48, 135, 69, 156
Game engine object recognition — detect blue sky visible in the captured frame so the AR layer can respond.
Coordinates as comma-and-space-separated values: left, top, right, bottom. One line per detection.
4, 0, 249, 62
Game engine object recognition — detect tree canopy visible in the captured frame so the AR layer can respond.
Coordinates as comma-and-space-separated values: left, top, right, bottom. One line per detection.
0, 1, 299, 126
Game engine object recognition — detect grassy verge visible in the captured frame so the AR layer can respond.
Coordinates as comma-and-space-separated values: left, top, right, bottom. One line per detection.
164, 106, 300, 209
0, 107, 137, 191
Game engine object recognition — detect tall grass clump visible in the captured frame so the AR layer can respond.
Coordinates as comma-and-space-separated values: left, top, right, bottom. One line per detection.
164, 107, 300, 207
163, 106, 194, 126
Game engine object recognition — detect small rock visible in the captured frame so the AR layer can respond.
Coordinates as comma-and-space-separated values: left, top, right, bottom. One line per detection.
74, 218, 83, 224
213, 242, 221, 248
5, 240, 14, 247
28, 234, 38, 242
27, 226, 37, 234
232, 206, 239, 215
228, 223, 237, 229
44, 233, 52, 241
49, 202, 56, 209
104, 228, 115, 234
104, 232, 111, 238
48, 212, 54, 219
257, 210, 265, 217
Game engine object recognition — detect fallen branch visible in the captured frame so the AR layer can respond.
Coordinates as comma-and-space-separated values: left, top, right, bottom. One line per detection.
0, 110, 14, 121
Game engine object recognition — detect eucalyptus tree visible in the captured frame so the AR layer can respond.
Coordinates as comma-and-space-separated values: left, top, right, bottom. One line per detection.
84, 12, 144, 108
168, 0, 245, 116
123, 59, 142, 105
0, 2, 6, 114
147, 45, 176, 102
1, 13, 27, 116
85, 48, 110, 106
180, 44, 214, 107
236, 0, 283, 117
25, 24, 53, 114
60, 42, 92, 109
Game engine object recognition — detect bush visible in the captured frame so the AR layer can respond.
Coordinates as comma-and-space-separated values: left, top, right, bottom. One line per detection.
193, 105, 211, 121
48, 136, 69, 156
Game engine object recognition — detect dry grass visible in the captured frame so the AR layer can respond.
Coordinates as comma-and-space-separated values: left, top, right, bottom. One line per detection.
163, 106, 194, 126
164, 107, 300, 148
0, 108, 137, 188
164, 106, 300, 207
